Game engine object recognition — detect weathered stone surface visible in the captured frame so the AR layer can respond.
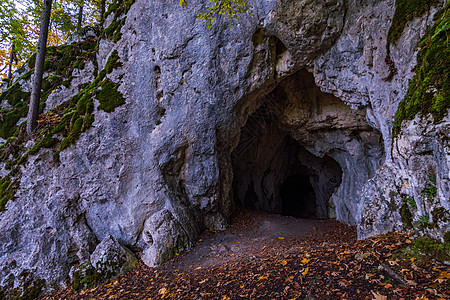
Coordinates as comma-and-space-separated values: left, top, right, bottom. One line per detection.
69, 235, 137, 291
90, 235, 137, 274
140, 209, 192, 267
358, 113, 450, 239
0, 0, 449, 296
44, 61, 96, 112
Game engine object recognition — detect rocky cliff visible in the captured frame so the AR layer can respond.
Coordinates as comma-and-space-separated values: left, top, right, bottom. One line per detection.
0, 0, 449, 297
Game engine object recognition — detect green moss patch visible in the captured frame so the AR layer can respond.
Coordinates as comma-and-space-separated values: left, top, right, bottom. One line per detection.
0, 32, 128, 211
0, 270, 45, 300
385, 0, 440, 80
387, 0, 439, 46
0, 104, 28, 139
393, 4, 450, 136
105, 50, 123, 74
400, 196, 414, 229
0, 83, 30, 107
97, 79, 125, 113
407, 236, 450, 263
0, 175, 19, 211
103, 0, 135, 42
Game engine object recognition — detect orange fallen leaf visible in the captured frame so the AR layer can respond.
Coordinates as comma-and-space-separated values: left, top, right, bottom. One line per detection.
371, 290, 387, 300
280, 260, 287, 266
301, 258, 310, 264
302, 267, 309, 276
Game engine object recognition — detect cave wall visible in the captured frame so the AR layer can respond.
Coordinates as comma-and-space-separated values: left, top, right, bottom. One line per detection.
0, 0, 449, 295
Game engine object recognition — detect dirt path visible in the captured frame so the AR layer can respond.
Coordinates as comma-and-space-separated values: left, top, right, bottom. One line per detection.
166, 210, 355, 270
44, 209, 450, 300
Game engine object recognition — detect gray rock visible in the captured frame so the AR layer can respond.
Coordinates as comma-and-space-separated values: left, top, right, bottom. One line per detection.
141, 209, 192, 267
90, 235, 137, 277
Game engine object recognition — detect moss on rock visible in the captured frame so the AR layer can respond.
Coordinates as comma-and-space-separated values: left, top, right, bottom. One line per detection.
387, 0, 439, 47
0, 105, 28, 140
105, 50, 123, 74
410, 236, 450, 262
97, 79, 126, 113
400, 195, 414, 229
103, 0, 135, 42
393, 3, 450, 136
0, 174, 19, 211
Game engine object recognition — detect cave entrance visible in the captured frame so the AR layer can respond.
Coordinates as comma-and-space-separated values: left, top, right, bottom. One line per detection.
231, 96, 343, 219
231, 69, 384, 223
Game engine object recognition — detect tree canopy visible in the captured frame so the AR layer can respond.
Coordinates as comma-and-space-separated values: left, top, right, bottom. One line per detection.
180, 0, 251, 28
0, 0, 108, 83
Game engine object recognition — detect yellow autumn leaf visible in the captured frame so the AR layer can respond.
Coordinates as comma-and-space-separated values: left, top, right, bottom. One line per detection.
302, 267, 309, 276
280, 260, 287, 266
301, 258, 310, 264
278, 237, 284, 240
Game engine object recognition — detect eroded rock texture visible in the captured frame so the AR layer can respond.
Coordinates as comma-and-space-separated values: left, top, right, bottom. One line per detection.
0, 0, 448, 296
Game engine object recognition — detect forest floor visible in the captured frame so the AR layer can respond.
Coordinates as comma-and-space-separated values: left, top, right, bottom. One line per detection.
44, 209, 450, 300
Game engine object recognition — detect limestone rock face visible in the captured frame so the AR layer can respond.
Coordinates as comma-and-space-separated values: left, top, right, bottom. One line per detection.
358, 113, 450, 239
90, 235, 137, 274
0, 0, 449, 296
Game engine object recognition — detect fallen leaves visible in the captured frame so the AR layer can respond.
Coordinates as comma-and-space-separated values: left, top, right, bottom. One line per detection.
45, 213, 450, 300
300, 258, 310, 264
371, 290, 388, 300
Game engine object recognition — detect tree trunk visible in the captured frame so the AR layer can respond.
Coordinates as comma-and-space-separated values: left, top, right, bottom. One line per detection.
7, 44, 15, 87
27, 0, 53, 136
77, 4, 83, 31
100, 0, 106, 26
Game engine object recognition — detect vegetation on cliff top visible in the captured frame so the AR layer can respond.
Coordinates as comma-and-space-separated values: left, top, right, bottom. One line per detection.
0, 33, 125, 211
393, 3, 450, 136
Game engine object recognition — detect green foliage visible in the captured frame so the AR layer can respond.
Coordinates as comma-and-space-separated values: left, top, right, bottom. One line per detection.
423, 174, 437, 201
194, 0, 251, 29
418, 214, 430, 229
97, 79, 125, 113
407, 197, 417, 210
393, 4, 450, 136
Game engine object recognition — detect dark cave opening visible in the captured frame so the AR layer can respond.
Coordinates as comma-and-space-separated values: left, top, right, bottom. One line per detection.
232, 128, 343, 219
231, 69, 384, 222
280, 174, 317, 218
231, 98, 343, 219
